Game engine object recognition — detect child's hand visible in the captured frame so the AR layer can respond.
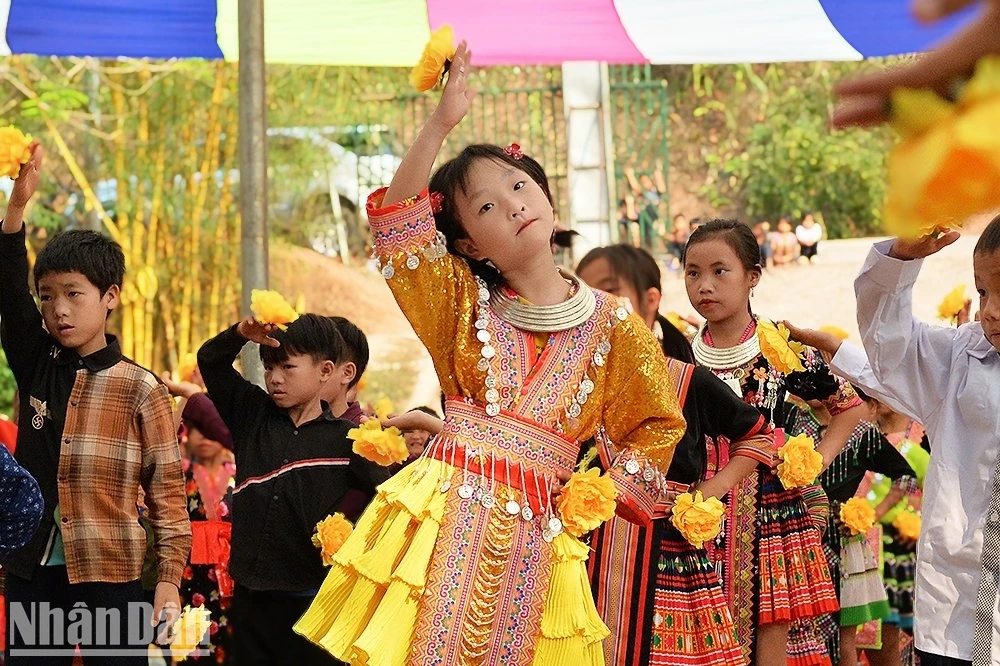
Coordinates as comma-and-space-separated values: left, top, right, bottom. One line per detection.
832, 0, 1000, 129
3, 142, 43, 233
957, 298, 974, 325
888, 229, 962, 260
382, 410, 444, 435
159, 372, 203, 399
236, 316, 280, 347
430, 42, 474, 131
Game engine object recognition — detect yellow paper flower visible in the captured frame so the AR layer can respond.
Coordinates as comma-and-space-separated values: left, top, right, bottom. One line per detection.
169, 605, 211, 659
839, 497, 876, 536
819, 325, 849, 341
410, 25, 458, 92
250, 289, 299, 330
937, 284, 967, 321
348, 419, 408, 466
0, 126, 33, 180
886, 56, 1000, 237
756, 319, 806, 374
776, 434, 823, 489
893, 509, 922, 541
375, 397, 394, 421
555, 468, 618, 537
670, 490, 725, 548
312, 512, 354, 566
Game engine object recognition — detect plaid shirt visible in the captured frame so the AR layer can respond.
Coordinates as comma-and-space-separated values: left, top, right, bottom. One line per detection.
0, 227, 190, 585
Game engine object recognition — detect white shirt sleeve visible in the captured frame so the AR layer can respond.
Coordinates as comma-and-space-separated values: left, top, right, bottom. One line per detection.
855, 240, 961, 422
829, 341, 919, 421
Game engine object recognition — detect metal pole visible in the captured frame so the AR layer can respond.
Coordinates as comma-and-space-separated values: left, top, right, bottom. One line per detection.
238, 0, 268, 386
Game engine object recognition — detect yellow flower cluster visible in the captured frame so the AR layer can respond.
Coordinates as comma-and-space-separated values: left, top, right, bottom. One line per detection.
410, 26, 458, 92
555, 468, 618, 537
375, 397, 394, 421
776, 434, 823, 489
937, 285, 968, 322
348, 419, 408, 466
671, 490, 725, 548
757, 319, 806, 374
312, 512, 354, 566
819, 325, 849, 341
839, 497, 876, 536
169, 605, 212, 659
0, 125, 33, 180
250, 289, 299, 330
893, 509, 922, 541
886, 56, 1000, 237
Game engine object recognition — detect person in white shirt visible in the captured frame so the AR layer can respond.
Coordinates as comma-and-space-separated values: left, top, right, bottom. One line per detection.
784, 217, 1000, 666
795, 214, 823, 263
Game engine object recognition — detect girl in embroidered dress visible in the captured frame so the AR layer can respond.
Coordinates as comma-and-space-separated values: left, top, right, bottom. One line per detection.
682, 219, 867, 666
294, 43, 686, 666
178, 394, 236, 664
577, 244, 774, 666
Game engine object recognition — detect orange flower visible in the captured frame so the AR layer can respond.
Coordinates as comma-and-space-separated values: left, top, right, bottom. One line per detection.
312, 512, 354, 566
556, 468, 618, 537
839, 497, 876, 536
893, 509, 921, 541
348, 419, 408, 466
776, 434, 823, 489
819, 325, 850, 341
169, 605, 212, 659
756, 319, 805, 374
250, 289, 299, 330
937, 285, 967, 321
670, 490, 725, 548
409, 26, 457, 92
886, 56, 1000, 237
0, 125, 33, 179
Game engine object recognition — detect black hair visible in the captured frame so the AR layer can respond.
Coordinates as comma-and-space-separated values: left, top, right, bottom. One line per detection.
259, 313, 346, 367
552, 230, 579, 250
852, 384, 873, 403
975, 214, 1000, 256
684, 218, 762, 274
409, 405, 441, 419
429, 144, 553, 287
34, 230, 125, 294
326, 316, 369, 388
576, 244, 695, 363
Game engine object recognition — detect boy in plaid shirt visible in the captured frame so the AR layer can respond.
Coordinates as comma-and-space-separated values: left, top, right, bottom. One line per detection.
1, 143, 190, 664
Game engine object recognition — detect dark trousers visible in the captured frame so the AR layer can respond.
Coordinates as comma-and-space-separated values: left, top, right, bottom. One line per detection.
915, 649, 972, 666
5, 566, 148, 666
231, 585, 342, 665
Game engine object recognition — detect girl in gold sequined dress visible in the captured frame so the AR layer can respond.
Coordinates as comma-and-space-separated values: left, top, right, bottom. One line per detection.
293, 43, 686, 666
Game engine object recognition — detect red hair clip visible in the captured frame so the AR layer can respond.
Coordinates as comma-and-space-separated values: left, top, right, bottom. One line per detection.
503, 143, 523, 160
429, 191, 445, 214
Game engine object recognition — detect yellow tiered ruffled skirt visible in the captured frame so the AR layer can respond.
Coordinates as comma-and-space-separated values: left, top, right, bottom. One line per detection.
294, 457, 608, 666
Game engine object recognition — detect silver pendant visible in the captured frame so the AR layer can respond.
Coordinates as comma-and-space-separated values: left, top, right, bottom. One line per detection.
486, 403, 501, 417
643, 467, 657, 482
616, 307, 629, 321
478, 287, 491, 302
481, 345, 496, 359
593, 353, 605, 367
485, 375, 497, 389
505, 500, 521, 515
479, 492, 495, 509
439, 479, 452, 493
381, 263, 395, 279
541, 529, 554, 543
485, 388, 500, 404
476, 329, 491, 343
567, 402, 582, 419
576, 390, 588, 405
521, 505, 534, 521
406, 254, 420, 270
598, 340, 611, 355
580, 379, 595, 394
477, 358, 490, 372
458, 484, 475, 500
475, 318, 489, 330
625, 459, 641, 475
548, 517, 563, 534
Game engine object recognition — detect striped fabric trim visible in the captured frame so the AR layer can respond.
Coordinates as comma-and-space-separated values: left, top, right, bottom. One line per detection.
233, 458, 351, 495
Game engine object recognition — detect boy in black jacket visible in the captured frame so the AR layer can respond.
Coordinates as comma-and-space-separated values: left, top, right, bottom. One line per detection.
198, 314, 375, 665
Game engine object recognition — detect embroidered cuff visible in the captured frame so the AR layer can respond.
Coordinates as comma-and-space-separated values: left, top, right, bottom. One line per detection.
731, 435, 776, 467
366, 187, 446, 276
826, 378, 863, 416
891, 475, 920, 495
607, 451, 675, 526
